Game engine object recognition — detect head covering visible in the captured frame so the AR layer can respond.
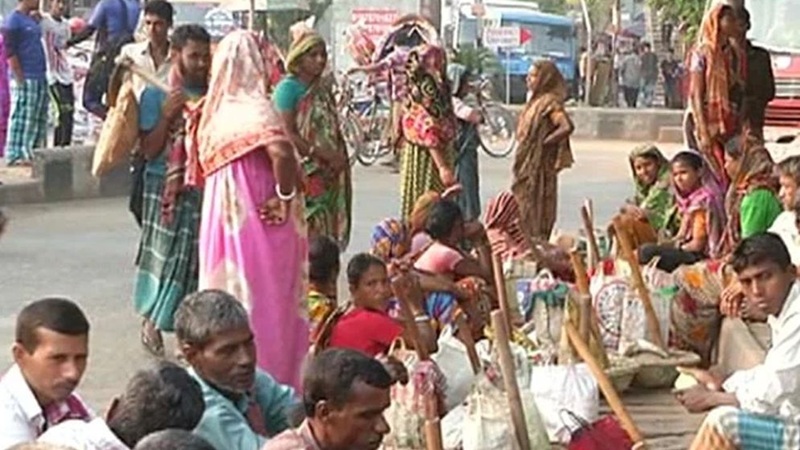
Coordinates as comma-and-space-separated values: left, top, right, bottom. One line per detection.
447, 63, 468, 96
516, 60, 568, 140
408, 191, 442, 233
722, 145, 777, 252
285, 32, 326, 75
695, 4, 743, 141
628, 144, 675, 233
671, 149, 726, 257
373, 15, 440, 63
484, 191, 530, 259
370, 218, 410, 262
195, 31, 289, 179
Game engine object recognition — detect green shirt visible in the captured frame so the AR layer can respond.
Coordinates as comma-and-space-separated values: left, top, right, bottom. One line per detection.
740, 188, 783, 239
189, 368, 297, 450
272, 75, 308, 112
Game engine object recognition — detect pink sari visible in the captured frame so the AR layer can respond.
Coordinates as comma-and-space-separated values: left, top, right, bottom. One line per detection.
195, 31, 308, 390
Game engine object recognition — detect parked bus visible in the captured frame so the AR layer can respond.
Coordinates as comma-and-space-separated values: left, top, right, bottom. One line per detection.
444, 0, 577, 103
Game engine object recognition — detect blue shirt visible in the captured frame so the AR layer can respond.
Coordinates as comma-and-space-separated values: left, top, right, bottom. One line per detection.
272, 75, 308, 112
139, 85, 205, 177
88, 0, 140, 49
2, 11, 46, 80
188, 368, 297, 450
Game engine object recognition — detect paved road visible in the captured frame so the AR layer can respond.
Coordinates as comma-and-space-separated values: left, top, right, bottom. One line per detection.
0, 139, 694, 444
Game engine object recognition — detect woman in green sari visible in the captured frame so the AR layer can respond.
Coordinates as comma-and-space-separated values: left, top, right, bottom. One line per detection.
274, 32, 352, 249
617, 144, 678, 244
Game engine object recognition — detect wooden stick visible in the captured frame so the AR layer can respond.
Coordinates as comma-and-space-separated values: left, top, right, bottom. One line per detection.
612, 217, 666, 350
569, 250, 592, 344
581, 202, 601, 272
424, 397, 444, 450
454, 312, 481, 374
490, 310, 530, 450
564, 322, 645, 446
491, 253, 514, 334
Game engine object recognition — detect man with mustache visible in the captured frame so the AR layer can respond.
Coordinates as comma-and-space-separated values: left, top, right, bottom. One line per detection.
175, 290, 298, 450
677, 233, 800, 448
263, 348, 392, 450
0, 298, 92, 448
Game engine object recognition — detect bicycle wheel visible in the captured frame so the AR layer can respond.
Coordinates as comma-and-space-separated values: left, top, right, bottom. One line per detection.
341, 109, 363, 166
478, 103, 515, 144
479, 134, 516, 158
357, 100, 392, 166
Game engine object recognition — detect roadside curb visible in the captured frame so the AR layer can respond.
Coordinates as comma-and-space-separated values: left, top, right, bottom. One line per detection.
0, 145, 130, 206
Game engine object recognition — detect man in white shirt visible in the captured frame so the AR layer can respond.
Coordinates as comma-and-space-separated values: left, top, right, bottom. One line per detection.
117, 0, 172, 99
40, 0, 74, 146
0, 298, 92, 448
39, 360, 205, 449
676, 233, 800, 449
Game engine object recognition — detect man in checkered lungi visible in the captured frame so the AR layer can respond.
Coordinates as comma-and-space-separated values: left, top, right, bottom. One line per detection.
673, 233, 800, 449
2, 0, 48, 166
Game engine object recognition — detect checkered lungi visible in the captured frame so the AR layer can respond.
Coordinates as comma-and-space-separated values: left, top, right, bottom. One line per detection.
5, 79, 48, 165
690, 406, 800, 450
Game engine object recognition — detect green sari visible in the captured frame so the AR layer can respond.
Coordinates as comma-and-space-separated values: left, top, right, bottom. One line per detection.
296, 74, 353, 250
629, 144, 677, 237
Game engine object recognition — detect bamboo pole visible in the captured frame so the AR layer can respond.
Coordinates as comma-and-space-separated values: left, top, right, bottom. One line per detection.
570, 250, 592, 344
491, 253, 514, 333
612, 217, 666, 350
581, 202, 601, 272
490, 310, 530, 450
564, 322, 646, 446
454, 312, 481, 374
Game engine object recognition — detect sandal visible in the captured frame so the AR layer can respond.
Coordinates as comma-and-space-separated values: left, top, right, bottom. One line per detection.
140, 318, 164, 356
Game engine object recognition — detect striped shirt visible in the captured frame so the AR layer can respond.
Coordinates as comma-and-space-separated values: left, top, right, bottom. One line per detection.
40, 13, 73, 85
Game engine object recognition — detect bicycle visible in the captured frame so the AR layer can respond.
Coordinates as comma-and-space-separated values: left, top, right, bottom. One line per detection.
336, 75, 393, 167
469, 74, 516, 158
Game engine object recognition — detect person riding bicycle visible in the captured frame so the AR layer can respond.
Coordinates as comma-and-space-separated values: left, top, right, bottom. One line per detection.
347, 16, 439, 171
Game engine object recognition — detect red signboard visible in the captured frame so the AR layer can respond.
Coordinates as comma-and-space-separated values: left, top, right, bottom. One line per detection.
351, 8, 400, 43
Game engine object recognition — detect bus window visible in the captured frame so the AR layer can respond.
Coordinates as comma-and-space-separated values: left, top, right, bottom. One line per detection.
457, 15, 479, 47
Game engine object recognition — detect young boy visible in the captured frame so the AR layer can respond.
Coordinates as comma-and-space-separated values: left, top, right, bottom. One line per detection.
40, 0, 74, 146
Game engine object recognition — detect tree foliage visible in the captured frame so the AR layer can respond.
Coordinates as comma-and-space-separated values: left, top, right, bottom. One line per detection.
647, 0, 706, 43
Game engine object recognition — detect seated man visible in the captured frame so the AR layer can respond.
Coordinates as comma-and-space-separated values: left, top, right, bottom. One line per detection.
134, 429, 214, 450
174, 290, 298, 450
38, 360, 204, 449
264, 348, 392, 450
0, 298, 92, 448
676, 233, 800, 449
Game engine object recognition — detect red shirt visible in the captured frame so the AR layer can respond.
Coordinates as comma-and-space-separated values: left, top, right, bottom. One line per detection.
328, 307, 403, 357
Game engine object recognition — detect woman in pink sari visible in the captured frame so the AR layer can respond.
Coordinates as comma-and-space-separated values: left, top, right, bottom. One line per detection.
194, 30, 308, 390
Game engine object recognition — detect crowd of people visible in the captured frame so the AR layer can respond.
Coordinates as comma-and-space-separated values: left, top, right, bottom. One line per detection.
2, 0, 800, 448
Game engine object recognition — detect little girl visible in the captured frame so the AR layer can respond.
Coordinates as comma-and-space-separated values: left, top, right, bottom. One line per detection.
639, 151, 725, 272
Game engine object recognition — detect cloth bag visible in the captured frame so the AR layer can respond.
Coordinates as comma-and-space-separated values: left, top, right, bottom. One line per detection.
529, 363, 599, 443
564, 411, 635, 450
431, 326, 479, 413
383, 340, 447, 450
590, 260, 632, 351
461, 375, 550, 450
92, 79, 139, 176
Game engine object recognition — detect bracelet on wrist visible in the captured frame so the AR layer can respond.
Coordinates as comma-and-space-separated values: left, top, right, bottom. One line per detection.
275, 184, 297, 202
414, 314, 431, 324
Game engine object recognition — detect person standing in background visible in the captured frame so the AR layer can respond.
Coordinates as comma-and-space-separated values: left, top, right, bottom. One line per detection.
640, 43, 659, 107
737, 8, 774, 143
41, 0, 74, 147
2, 0, 48, 166
619, 47, 642, 108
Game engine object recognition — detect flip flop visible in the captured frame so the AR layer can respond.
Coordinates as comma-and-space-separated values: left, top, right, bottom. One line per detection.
140, 319, 164, 356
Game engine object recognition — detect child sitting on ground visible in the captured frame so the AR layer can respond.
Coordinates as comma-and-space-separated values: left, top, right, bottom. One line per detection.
307, 235, 340, 331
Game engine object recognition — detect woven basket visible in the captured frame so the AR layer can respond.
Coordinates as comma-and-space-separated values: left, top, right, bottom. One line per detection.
632, 349, 701, 388
605, 355, 640, 393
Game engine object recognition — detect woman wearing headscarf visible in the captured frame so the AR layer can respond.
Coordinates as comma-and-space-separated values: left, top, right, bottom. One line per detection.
689, 3, 745, 188
720, 142, 781, 255
615, 144, 678, 248
194, 30, 308, 391
398, 42, 457, 218
448, 63, 482, 222
513, 60, 574, 243
273, 31, 352, 249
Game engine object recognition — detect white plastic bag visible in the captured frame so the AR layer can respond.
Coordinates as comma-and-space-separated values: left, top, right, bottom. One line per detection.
461, 376, 550, 450
529, 363, 599, 443
432, 326, 479, 412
